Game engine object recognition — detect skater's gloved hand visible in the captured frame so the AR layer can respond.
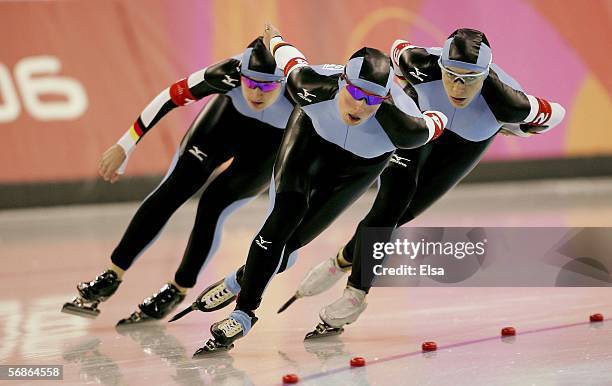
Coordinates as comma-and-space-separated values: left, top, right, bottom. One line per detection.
98, 144, 127, 184
499, 123, 533, 138
520, 123, 549, 135
263, 22, 282, 50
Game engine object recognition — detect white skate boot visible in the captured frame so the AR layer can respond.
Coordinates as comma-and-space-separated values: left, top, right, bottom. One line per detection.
193, 310, 258, 357
305, 286, 367, 340
277, 249, 351, 313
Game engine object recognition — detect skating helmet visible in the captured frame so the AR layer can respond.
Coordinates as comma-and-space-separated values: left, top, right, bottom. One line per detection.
241, 37, 284, 82
342, 47, 393, 97
440, 28, 492, 73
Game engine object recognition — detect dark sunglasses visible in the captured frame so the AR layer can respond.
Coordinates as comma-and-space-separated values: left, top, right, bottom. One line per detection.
342, 74, 389, 105
241, 75, 282, 92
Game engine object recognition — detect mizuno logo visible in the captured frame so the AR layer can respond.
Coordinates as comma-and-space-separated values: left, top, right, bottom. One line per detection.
222, 75, 239, 87
322, 64, 344, 71
297, 88, 316, 102
390, 154, 411, 167
255, 235, 272, 250
188, 146, 207, 162
409, 67, 427, 82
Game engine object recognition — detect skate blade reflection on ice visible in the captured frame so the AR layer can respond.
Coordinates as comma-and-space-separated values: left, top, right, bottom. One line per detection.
115, 320, 165, 338
62, 337, 102, 361
303, 339, 348, 361
62, 337, 123, 385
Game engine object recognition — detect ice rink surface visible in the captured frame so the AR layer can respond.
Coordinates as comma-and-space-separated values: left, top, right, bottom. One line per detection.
1, 178, 611, 385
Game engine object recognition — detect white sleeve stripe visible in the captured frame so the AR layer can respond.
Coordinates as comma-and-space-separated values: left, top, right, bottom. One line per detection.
524, 94, 539, 123
271, 38, 309, 75
141, 87, 172, 127
117, 129, 137, 156
187, 68, 208, 88
115, 134, 131, 175
269, 36, 284, 53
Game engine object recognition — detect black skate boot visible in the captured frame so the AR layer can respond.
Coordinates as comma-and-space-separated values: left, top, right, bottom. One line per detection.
304, 322, 345, 340
193, 310, 258, 357
117, 283, 186, 327
61, 270, 122, 318
169, 267, 244, 322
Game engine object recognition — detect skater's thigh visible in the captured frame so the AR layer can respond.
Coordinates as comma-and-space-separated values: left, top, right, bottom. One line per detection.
399, 134, 492, 223
148, 150, 213, 200
200, 145, 278, 203
361, 160, 419, 225
274, 110, 326, 196
288, 159, 388, 249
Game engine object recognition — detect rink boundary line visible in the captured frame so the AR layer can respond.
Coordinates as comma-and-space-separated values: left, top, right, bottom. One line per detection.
298, 318, 607, 383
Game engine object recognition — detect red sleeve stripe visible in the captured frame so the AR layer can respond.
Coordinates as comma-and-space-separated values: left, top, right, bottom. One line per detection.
392, 41, 412, 65
170, 78, 196, 106
424, 111, 444, 140
284, 57, 309, 76
133, 119, 144, 137
528, 97, 553, 125
272, 42, 292, 56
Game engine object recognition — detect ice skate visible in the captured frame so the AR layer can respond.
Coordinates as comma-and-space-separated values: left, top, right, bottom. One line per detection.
192, 310, 257, 357
278, 249, 350, 313
117, 282, 185, 327
193, 339, 235, 357
304, 286, 367, 340
61, 269, 122, 318
304, 321, 345, 340
170, 273, 240, 322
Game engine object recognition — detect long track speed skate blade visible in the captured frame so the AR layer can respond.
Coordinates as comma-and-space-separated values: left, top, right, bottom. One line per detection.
168, 304, 196, 322
116, 310, 155, 327
61, 299, 100, 319
304, 322, 344, 340
277, 293, 300, 314
192, 339, 234, 357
